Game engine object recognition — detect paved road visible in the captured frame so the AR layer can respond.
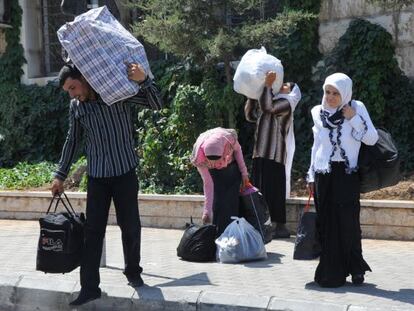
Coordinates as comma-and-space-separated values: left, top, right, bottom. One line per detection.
0, 219, 413, 310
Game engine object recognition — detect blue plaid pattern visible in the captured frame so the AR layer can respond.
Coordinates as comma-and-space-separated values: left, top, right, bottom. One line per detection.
57, 6, 153, 106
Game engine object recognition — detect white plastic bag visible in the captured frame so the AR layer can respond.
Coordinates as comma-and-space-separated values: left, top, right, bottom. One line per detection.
233, 47, 284, 100
57, 6, 153, 106
215, 217, 267, 263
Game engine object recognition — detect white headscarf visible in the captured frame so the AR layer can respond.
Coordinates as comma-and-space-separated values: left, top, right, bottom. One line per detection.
322, 73, 353, 111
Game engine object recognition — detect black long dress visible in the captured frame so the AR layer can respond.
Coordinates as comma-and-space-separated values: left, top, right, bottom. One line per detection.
252, 158, 286, 224
314, 162, 371, 287
209, 161, 241, 237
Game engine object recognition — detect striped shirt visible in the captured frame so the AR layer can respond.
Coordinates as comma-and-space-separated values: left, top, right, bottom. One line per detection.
245, 85, 293, 163
54, 77, 162, 180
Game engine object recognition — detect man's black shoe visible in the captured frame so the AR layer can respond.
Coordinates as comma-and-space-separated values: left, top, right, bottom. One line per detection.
69, 289, 101, 306
127, 274, 144, 288
351, 274, 365, 285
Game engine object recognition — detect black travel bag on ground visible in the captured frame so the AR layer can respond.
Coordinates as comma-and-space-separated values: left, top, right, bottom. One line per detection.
358, 127, 400, 193
177, 218, 217, 262
36, 193, 85, 273
293, 191, 321, 260
239, 185, 273, 244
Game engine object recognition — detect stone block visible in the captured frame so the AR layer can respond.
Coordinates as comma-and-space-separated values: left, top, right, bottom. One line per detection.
132, 286, 199, 311
320, 0, 383, 21
268, 297, 348, 311
198, 291, 269, 310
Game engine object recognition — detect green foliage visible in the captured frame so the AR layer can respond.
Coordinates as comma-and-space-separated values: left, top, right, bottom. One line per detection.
0, 82, 70, 167
0, 162, 55, 190
240, 9, 320, 87
137, 59, 264, 194
133, 0, 322, 192
0, 0, 25, 84
0, 1, 70, 168
281, 0, 321, 13
131, 0, 263, 69
137, 84, 208, 193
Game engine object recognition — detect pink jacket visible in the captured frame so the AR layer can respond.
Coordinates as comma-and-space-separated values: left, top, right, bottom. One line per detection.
191, 128, 248, 218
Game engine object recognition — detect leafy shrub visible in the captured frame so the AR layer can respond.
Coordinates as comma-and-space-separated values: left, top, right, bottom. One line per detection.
0, 162, 55, 190
0, 82, 69, 167
137, 84, 208, 193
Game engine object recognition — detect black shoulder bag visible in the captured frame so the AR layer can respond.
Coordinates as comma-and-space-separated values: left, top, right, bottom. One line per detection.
358, 127, 400, 193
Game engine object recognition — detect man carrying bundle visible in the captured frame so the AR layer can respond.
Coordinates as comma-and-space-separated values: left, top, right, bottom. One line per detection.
51, 62, 162, 306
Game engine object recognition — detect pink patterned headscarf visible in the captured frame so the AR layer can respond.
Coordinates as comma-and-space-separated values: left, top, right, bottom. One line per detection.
190, 127, 237, 167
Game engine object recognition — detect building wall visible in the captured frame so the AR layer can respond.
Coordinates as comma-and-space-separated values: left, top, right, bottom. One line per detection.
319, 0, 414, 77
0, 29, 6, 54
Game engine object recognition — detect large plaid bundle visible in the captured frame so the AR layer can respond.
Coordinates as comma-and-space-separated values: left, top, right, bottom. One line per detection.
57, 6, 152, 105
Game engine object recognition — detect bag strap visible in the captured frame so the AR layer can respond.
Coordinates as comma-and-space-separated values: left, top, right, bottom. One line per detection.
304, 188, 313, 213
46, 192, 77, 216
46, 194, 60, 214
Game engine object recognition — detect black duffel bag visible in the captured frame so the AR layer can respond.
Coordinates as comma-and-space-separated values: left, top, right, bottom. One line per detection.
358, 127, 400, 193
239, 185, 273, 244
36, 193, 85, 273
293, 191, 321, 260
177, 218, 217, 262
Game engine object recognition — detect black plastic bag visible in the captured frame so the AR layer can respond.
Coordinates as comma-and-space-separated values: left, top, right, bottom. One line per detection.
177, 219, 217, 262
358, 127, 400, 193
239, 186, 273, 244
293, 192, 321, 260
36, 193, 85, 273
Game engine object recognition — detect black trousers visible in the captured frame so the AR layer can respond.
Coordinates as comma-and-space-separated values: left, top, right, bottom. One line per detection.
209, 161, 241, 237
252, 158, 286, 224
81, 169, 142, 293
314, 162, 371, 287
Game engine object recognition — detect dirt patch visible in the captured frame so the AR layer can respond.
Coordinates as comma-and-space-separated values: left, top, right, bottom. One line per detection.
15, 173, 414, 201
290, 174, 414, 200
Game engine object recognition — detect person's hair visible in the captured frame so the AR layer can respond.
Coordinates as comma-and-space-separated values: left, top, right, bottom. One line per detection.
58, 63, 82, 87
206, 155, 221, 160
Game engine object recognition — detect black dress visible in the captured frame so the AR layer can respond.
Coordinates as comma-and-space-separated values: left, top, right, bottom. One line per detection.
314, 162, 371, 287
252, 158, 286, 224
209, 161, 241, 237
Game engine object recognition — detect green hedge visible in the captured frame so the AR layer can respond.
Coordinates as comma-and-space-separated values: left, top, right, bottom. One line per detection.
0, 83, 69, 167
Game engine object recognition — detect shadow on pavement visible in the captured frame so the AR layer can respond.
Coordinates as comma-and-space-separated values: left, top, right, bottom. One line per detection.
242, 252, 284, 268
305, 281, 414, 305
144, 272, 214, 287
104, 267, 214, 287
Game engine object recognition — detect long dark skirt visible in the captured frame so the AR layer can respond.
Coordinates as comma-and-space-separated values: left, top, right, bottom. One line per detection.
252, 158, 286, 224
314, 162, 371, 287
209, 161, 241, 237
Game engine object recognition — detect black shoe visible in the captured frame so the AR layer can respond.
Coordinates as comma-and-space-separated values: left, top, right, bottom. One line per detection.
127, 274, 144, 288
273, 223, 290, 239
352, 274, 365, 285
69, 289, 101, 306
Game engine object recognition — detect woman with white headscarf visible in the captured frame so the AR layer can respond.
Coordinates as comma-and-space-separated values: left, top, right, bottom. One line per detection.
307, 73, 378, 287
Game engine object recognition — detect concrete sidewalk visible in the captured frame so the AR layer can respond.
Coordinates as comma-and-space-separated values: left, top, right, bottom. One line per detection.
0, 219, 413, 311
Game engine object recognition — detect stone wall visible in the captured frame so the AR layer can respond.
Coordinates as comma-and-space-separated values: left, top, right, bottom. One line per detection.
319, 0, 414, 77
0, 191, 413, 240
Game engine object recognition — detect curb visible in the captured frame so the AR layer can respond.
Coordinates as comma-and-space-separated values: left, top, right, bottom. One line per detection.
1, 274, 413, 311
